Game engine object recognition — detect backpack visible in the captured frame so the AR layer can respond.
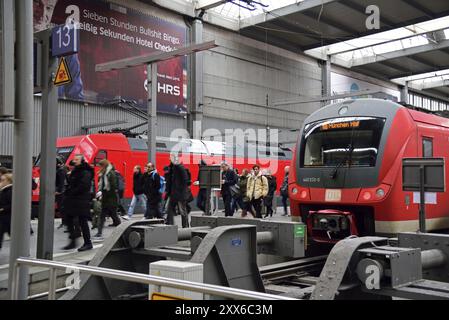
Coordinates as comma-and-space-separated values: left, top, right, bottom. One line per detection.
116, 171, 125, 193
151, 171, 166, 194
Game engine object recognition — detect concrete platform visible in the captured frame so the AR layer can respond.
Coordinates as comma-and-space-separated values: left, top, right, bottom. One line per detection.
0, 207, 291, 299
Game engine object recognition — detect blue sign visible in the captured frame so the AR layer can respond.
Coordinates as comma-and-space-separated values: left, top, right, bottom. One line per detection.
231, 238, 242, 247
51, 24, 79, 57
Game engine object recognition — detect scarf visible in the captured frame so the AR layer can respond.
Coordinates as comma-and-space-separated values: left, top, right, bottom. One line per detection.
98, 164, 113, 191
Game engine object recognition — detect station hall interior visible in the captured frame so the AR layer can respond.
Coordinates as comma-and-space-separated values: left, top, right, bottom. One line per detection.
1, 0, 449, 302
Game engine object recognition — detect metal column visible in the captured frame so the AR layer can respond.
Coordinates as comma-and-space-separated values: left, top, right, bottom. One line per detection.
147, 63, 157, 164
0, 0, 14, 118
321, 57, 331, 106
401, 82, 409, 104
36, 31, 59, 260
189, 19, 204, 139
8, 0, 34, 300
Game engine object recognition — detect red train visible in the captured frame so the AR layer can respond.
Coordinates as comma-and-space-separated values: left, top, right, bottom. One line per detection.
32, 133, 292, 205
289, 98, 449, 243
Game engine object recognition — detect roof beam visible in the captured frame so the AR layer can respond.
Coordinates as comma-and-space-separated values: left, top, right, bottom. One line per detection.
350, 39, 449, 67
339, 0, 396, 27
301, 11, 359, 35
403, 0, 435, 19
413, 79, 449, 90
240, 0, 338, 28
196, 0, 228, 11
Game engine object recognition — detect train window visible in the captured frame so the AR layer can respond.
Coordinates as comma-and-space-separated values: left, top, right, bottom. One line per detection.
127, 138, 147, 151
94, 150, 107, 166
156, 142, 167, 150
301, 117, 385, 168
422, 138, 433, 158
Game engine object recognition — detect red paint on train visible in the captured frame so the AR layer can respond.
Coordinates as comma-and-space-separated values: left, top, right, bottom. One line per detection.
32, 133, 292, 205
289, 99, 449, 243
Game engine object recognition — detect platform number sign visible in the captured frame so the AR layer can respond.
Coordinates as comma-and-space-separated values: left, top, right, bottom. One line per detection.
51, 24, 79, 57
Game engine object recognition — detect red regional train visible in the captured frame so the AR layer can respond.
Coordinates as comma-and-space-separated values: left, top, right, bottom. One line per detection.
289, 98, 449, 243
32, 133, 293, 206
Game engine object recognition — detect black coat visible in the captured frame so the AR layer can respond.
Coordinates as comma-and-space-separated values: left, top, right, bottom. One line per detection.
64, 162, 94, 217
55, 166, 67, 194
142, 170, 161, 205
265, 175, 277, 201
166, 163, 189, 202
221, 169, 238, 196
0, 185, 13, 218
133, 172, 144, 195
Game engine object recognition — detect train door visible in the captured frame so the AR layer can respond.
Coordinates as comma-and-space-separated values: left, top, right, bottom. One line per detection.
107, 150, 131, 197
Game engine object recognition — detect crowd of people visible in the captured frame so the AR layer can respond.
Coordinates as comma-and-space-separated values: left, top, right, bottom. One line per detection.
0, 154, 290, 253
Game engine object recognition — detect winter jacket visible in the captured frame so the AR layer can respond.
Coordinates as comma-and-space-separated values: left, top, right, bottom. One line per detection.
133, 172, 144, 195
55, 166, 67, 194
264, 175, 277, 202
246, 173, 269, 201
0, 184, 13, 217
238, 174, 250, 202
142, 170, 161, 205
221, 169, 238, 196
280, 172, 289, 196
98, 165, 118, 208
64, 162, 94, 217
166, 163, 189, 202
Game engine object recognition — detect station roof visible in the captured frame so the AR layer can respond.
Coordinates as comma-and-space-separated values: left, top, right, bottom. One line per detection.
152, 0, 449, 98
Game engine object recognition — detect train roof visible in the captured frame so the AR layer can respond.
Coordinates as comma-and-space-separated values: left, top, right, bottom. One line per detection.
57, 133, 292, 159
305, 98, 449, 129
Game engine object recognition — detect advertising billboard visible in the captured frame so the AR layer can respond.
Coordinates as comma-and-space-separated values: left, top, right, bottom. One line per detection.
34, 0, 188, 115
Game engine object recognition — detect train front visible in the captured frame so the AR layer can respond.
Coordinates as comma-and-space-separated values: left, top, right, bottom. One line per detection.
288, 99, 412, 243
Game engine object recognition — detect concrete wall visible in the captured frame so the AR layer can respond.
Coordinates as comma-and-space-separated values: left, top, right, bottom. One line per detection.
202, 24, 322, 144
0, 97, 185, 157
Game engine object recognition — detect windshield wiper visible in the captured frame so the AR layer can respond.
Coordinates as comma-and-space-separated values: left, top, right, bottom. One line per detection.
330, 144, 353, 180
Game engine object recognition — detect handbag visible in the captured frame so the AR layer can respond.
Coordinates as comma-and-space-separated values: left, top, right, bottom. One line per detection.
230, 184, 240, 198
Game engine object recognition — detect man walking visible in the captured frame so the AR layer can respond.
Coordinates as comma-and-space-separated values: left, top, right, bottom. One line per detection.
246, 165, 268, 219
280, 166, 290, 216
62, 155, 93, 251
165, 154, 190, 228
142, 163, 162, 219
94, 159, 121, 239
263, 170, 277, 218
221, 163, 238, 217
126, 165, 146, 219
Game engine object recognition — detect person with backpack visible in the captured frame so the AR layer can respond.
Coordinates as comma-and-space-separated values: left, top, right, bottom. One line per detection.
142, 162, 163, 219
246, 165, 269, 219
93, 159, 121, 240
221, 162, 238, 217
126, 165, 147, 219
263, 169, 277, 219
114, 169, 127, 218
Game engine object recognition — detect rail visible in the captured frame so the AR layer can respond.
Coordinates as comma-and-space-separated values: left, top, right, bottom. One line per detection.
12, 257, 296, 300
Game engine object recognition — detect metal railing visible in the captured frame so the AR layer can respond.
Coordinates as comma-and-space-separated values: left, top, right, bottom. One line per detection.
12, 258, 297, 300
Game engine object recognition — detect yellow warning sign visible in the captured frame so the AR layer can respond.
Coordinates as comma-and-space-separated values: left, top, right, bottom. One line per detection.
151, 293, 186, 300
54, 57, 72, 86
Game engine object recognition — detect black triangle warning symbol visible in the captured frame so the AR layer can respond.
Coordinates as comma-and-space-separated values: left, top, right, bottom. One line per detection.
54, 57, 72, 86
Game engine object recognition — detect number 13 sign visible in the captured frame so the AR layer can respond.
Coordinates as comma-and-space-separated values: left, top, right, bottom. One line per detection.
51, 24, 79, 57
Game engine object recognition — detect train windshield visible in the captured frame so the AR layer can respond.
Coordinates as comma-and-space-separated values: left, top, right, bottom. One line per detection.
301, 117, 385, 168
34, 146, 75, 167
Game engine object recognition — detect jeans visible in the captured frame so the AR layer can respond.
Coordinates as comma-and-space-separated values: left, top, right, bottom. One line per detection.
251, 198, 263, 218
281, 194, 289, 215
66, 215, 91, 245
166, 197, 189, 228
146, 201, 162, 219
127, 194, 147, 217
223, 193, 233, 217
98, 206, 120, 236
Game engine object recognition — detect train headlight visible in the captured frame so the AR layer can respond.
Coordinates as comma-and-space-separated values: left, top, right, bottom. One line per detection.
292, 187, 298, 195
362, 191, 372, 200
300, 190, 308, 199
376, 188, 385, 199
